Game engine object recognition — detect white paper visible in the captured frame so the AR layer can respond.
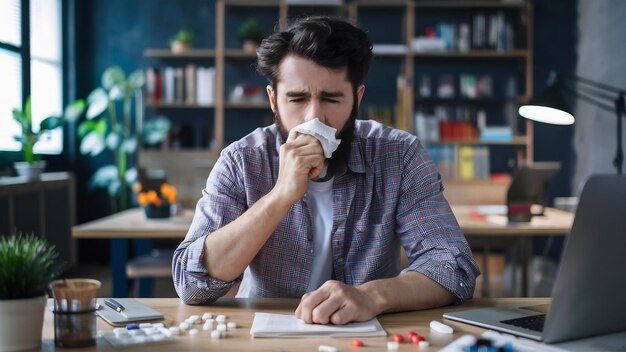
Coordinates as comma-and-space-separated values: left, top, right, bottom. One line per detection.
250, 312, 387, 338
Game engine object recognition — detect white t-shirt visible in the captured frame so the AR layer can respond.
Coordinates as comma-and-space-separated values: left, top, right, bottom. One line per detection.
237, 178, 334, 297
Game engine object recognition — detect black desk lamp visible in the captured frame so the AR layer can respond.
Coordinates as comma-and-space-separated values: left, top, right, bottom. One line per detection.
518, 70, 626, 174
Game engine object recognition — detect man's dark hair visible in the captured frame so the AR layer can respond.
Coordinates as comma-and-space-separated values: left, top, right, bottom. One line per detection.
256, 16, 373, 91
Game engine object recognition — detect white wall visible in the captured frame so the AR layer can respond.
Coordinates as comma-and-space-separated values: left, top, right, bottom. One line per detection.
574, 1, 626, 192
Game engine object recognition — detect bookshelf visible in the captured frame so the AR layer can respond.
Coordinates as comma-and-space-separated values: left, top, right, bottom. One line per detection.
141, 0, 534, 206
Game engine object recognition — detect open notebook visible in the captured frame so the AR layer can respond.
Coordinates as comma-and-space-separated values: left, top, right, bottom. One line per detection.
250, 312, 387, 338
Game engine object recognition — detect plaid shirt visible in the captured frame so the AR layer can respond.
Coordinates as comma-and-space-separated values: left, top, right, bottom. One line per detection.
173, 120, 479, 304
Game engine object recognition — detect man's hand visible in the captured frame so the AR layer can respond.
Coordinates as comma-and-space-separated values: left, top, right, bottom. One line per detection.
273, 130, 325, 204
295, 280, 380, 325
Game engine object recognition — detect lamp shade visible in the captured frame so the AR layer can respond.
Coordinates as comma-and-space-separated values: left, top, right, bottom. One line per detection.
519, 71, 575, 125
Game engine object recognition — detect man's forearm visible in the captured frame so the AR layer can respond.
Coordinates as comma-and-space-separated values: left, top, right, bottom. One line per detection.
357, 271, 455, 315
203, 190, 294, 282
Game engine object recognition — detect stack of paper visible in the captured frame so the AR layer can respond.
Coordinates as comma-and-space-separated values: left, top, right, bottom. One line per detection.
250, 313, 387, 338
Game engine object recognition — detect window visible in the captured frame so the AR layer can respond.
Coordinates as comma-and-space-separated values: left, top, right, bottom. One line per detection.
0, 0, 63, 154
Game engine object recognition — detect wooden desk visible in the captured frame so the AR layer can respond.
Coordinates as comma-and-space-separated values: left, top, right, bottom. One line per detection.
73, 206, 574, 297
72, 209, 192, 297
41, 297, 549, 351
452, 205, 574, 296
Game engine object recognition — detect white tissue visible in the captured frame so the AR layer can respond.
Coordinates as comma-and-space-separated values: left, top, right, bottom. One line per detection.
291, 118, 341, 158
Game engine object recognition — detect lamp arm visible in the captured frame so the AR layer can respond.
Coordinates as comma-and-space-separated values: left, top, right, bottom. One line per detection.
614, 94, 624, 175
562, 84, 615, 112
572, 74, 626, 96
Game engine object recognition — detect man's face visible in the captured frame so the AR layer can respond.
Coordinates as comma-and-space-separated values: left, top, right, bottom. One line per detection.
267, 54, 365, 140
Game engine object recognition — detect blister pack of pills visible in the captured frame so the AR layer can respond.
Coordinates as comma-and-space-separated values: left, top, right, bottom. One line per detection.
102, 323, 175, 348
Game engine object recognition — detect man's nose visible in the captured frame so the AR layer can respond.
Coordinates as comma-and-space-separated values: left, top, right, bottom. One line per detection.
305, 100, 325, 123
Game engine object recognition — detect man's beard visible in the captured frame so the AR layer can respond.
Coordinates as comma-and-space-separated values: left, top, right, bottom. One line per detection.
275, 95, 358, 179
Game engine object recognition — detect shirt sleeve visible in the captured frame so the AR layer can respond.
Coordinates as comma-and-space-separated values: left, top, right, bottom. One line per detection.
172, 150, 247, 304
395, 139, 480, 304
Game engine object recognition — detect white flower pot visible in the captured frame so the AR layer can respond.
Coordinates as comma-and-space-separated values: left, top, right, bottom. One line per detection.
14, 161, 46, 181
0, 295, 47, 352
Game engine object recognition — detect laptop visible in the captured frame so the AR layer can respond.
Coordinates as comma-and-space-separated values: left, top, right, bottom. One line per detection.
444, 175, 626, 345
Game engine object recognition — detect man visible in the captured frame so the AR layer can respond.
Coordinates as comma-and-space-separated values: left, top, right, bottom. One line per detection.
174, 16, 479, 325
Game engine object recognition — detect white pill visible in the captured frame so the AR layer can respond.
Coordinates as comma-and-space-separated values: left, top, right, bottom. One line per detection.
226, 321, 237, 329
189, 315, 200, 320
130, 329, 146, 336
387, 341, 399, 350
168, 327, 180, 335
114, 331, 130, 338
318, 344, 339, 352
211, 330, 221, 339
202, 313, 212, 319
179, 322, 190, 331
113, 328, 126, 334
189, 328, 199, 336
139, 323, 152, 329
430, 320, 454, 334
153, 323, 165, 328
418, 340, 430, 348
216, 323, 227, 331
202, 324, 212, 331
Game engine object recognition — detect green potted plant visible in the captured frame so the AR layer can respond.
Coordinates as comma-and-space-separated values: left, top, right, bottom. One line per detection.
11, 97, 85, 180
170, 29, 194, 53
75, 66, 171, 213
238, 18, 263, 53
0, 234, 62, 351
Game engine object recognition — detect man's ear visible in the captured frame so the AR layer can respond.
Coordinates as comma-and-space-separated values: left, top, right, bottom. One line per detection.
356, 84, 365, 108
266, 85, 276, 113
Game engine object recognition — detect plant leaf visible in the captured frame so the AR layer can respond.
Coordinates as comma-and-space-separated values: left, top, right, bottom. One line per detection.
125, 167, 138, 184
102, 66, 126, 90
143, 116, 172, 145
89, 165, 118, 189
107, 179, 121, 196
78, 119, 97, 138
64, 100, 86, 122
80, 131, 106, 156
122, 137, 137, 153
109, 84, 125, 101
12, 108, 26, 127
25, 97, 32, 127
128, 70, 146, 89
86, 88, 109, 119
40, 116, 63, 131
106, 132, 121, 151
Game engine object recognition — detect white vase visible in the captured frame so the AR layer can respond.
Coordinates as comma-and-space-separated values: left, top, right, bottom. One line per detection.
0, 295, 47, 352
14, 161, 46, 181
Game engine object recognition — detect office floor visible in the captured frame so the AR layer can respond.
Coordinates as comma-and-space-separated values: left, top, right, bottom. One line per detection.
65, 251, 524, 299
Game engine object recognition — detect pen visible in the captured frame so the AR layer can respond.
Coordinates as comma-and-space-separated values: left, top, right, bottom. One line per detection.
104, 298, 125, 312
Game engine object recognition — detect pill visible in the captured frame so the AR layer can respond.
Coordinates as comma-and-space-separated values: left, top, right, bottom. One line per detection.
126, 324, 139, 330
216, 323, 227, 331
430, 320, 454, 334
318, 345, 339, 352
153, 323, 165, 328
179, 322, 190, 331
189, 328, 199, 336
211, 330, 221, 339
216, 315, 227, 322
202, 323, 212, 331
351, 339, 364, 347
411, 335, 425, 344
387, 341, 399, 350
418, 340, 430, 348
168, 327, 180, 335
227, 321, 237, 329
203, 312, 212, 318
139, 323, 152, 329
407, 331, 418, 339
392, 333, 405, 343
189, 315, 200, 320
114, 328, 127, 334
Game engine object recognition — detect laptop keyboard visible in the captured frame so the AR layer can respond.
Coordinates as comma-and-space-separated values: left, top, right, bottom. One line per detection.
501, 314, 546, 332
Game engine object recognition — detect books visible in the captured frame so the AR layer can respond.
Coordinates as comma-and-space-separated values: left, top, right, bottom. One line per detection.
250, 313, 387, 338
96, 298, 164, 326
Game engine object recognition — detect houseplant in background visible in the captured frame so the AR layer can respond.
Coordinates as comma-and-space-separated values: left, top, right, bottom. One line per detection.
135, 181, 177, 218
76, 66, 171, 213
238, 18, 263, 53
170, 29, 194, 53
0, 233, 62, 351
12, 97, 85, 180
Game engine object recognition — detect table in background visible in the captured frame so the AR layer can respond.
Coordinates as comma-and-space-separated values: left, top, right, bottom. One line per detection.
452, 205, 574, 296
40, 297, 549, 351
72, 208, 192, 297
73, 206, 574, 298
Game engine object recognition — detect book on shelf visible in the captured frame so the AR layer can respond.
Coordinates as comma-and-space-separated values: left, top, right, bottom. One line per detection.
426, 145, 490, 181
145, 65, 215, 106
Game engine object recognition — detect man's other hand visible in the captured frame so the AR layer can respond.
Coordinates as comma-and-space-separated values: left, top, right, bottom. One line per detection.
295, 280, 379, 325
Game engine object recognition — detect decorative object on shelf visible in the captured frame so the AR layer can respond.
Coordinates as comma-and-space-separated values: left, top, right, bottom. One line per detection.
519, 71, 625, 174
170, 29, 194, 54
0, 233, 62, 352
75, 66, 171, 213
238, 18, 263, 53
11, 97, 85, 180
229, 83, 265, 102
135, 182, 177, 219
